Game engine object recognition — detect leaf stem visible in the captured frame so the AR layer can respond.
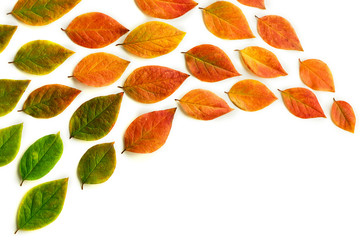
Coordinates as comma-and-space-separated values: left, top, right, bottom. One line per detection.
14, 229, 19, 234
20, 180, 24, 186
68, 76, 74, 78
18, 109, 23, 112
60, 28, 66, 31
8, 61, 14, 64
118, 86, 123, 89
121, 149, 126, 154
116, 43, 123, 46
7, 12, 12, 15
81, 183, 84, 190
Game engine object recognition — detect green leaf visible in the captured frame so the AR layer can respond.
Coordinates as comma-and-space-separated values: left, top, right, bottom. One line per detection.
21, 84, 81, 119
0, 79, 30, 117
19, 132, 63, 185
0, 24, 17, 53
0, 123, 23, 167
16, 178, 68, 233
69, 93, 123, 141
11, 0, 81, 26
12, 40, 74, 75
77, 142, 116, 189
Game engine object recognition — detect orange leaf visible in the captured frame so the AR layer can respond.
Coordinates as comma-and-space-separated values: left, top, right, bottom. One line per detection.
279, 87, 325, 119
122, 66, 189, 103
64, 12, 129, 49
299, 59, 335, 92
227, 79, 277, 111
239, 46, 287, 78
237, 0, 265, 9
72, 52, 130, 87
201, 1, 254, 40
331, 99, 356, 133
123, 108, 176, 154
184, 44, 240, 82
119, 21, 185, 58
135, 0, 198, 19
176, 89, 233, 120
257, 15, 303, 51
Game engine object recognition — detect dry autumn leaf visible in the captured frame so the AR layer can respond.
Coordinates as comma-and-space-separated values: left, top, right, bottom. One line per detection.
201, 1, 254, 40
237, 0, 265, 9
184, 44, 240, 82
176, 89, 233, 120
257, 15, 303, 51
279, 87, 325, 119
64, 12, 129, 48
331, 99, 356, 133
227, 79, 277, 111
135, 0, 198, 19
71, 52, 130, 87
0, 25, 17, 54
239, 46, 287, 78
299, 59, 335, 92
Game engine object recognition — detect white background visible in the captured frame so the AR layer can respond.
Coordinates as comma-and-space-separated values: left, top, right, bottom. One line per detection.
1, 0, 360, 239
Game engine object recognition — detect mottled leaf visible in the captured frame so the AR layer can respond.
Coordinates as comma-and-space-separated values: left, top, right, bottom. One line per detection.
257, 15, 303, 51
77, 142, 116, 189
0, 79, 30, 117
21, 84, 81, 118
19, 132, 63, 185
331, 99, 356, 133
69, 93, 123, 141
16, 178, 68, 233
279, 87, 326, 119
64, 12, 129, 48
239, 46, 287, 78
135, 0, 198, 19
227, 79, 277, 111
0, 123, 23, 167
118, 21, 185, 58
72, 52, 130, 87
184, 44, 240, 82
12, 40, 74, 75
237, 0, 265, 9
176, 89, 233, 120
0, 24, 17, 54
122, 65, 189, 103
201, 1, 254, 40
299, 59, 335, 92
10, 0, 80, 26
123, 108, 176, 154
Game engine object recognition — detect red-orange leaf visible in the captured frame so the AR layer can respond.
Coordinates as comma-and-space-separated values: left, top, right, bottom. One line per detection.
239, 46, 287, 78
299, 59, 335, 92
176, 89, 233, 120
135, 0, 198, 19
123, 108, 176, 154
72, 52, 130, 87
257, 15, 303, 51
279, 87, 325, 119
122, 66, 188, 103
201, 1, 254, 40
184, 44, 240, 82
331, 99, 356, 133
227, 79, 277, 111
64, 12, 129, 49
237, 0, 265, 9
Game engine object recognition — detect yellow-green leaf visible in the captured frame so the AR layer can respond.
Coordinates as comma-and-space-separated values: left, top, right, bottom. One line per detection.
0, 79, 30, 117
0, 25, 17, 54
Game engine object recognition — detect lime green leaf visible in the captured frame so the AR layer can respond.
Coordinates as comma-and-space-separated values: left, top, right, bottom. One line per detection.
0, 123, 23, 167
0, 79, 30, 117
0, 24, 17, 53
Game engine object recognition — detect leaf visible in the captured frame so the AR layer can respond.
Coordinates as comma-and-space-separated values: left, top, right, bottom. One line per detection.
299, 59, 335, 92
331, 99, 356, 133
64, 12, 129, 48
12, 40, 74, 75
21, 84, 81, 118
201, 1, 254, 40
239, 46, 287, 78
10, 0, 80, 26
0, 24, 17, 54
227, 79, 277, 111
0, 79, 30, 117
237, 0, 265, 9
77, 142, 116, 189
279, 87, 326, 119
122, 65, 189, 103
0, 123, 23, 167
16, 178, 68, 233
69, 93, 123, 141
257, 15, 303, 51
19, 132, 63, 186
183, 44, 240, 82
135, 0, 198, 19
119, 21, 186, 58
72, 52, 130, 87
123, 108, 176, 154
176, 89, 233, 120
